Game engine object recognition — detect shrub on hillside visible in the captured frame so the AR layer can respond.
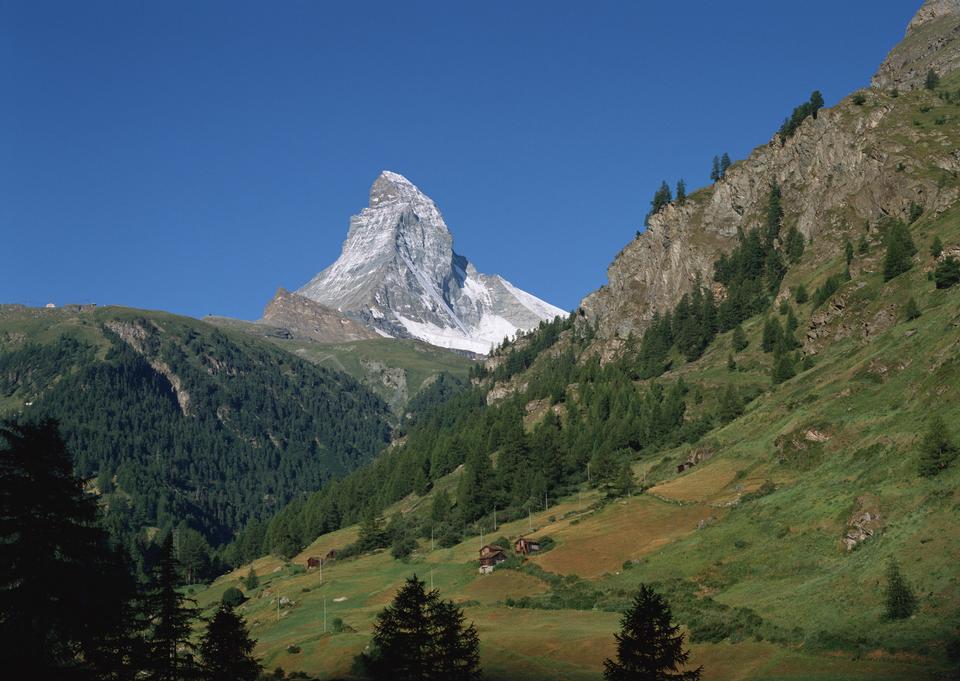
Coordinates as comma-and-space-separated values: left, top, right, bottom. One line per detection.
884, 561, 917, 620
221, 586, 246, 607
934, 257, 960, 289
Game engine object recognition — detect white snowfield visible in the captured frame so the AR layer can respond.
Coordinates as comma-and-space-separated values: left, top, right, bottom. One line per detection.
298, 171, 565, 354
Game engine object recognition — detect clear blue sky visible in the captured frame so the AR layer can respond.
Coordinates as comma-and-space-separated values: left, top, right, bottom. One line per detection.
1, 1, 917, 319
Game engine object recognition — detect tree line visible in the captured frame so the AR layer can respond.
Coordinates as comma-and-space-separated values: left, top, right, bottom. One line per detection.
0, 317, 391, 578
0, 419, 260, 681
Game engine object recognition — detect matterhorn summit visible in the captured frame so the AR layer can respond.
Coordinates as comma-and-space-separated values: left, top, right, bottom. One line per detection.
297, 171, 564, 354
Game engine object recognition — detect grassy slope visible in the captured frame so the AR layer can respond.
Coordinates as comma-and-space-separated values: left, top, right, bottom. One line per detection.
192, 82, 960, 680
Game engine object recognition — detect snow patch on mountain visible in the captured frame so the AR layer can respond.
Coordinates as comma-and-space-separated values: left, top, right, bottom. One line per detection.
297, 171, 564, 354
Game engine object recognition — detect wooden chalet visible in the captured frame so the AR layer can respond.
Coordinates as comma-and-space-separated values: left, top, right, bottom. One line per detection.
478, 544, 508, 574
513, 537, 541, 555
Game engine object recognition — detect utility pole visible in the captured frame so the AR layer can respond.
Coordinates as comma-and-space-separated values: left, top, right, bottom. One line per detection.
493, 506, 497, 531
587, 462, 591, 483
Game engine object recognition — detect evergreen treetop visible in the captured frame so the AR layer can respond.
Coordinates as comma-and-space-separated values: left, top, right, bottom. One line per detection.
884, 561, 918, 620
199, 603, 261, 681
364, 575, 481, 681
603, 584, 702, 681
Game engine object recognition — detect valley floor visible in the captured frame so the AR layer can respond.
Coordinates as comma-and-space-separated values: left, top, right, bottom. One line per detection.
195, 485, 948, 681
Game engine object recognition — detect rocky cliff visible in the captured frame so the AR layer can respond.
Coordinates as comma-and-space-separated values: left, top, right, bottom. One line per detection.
873, 0, 960, 90
298, 171, 565, 354
259, 287, 379, 343
580, 0, 960, 345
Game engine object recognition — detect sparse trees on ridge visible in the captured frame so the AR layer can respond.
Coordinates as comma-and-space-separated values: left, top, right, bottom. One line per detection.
778, 90, 824, 141
720, 152, 731, 178
647, 181, 673, 225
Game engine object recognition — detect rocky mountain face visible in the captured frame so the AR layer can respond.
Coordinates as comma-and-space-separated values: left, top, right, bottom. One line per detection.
297, 171, 565, 354
873, 0, 960, 90
259, 287, 378, 343
580, 0, 960, 350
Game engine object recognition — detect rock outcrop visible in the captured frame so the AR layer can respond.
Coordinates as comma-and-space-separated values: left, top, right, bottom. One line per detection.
260, 288, 378, 343
873, 0, 960, 90
297, 171, 565, 354
843, 495, 883, 551
579, 2, 960, 345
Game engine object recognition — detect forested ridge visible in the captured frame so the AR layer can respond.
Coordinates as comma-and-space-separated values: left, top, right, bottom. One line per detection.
0, 308, 391, 575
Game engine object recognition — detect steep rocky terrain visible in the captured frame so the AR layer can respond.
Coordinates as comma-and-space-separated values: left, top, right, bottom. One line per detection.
297, 171, 565, 354
874, 0, 960, 90
257, 287, 379, 343
581, 0, 960, 351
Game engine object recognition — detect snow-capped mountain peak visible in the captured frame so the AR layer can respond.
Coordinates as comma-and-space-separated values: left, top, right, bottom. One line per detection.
297, 171, 565, 354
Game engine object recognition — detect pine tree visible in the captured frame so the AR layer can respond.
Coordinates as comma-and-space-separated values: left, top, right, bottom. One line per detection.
925, 69, 940, 90
647, 181, 673, 224
142, 533, 200, 681
710, 156, 720, 182
785, 226, 805, 263
613, 461, 636, 497
430, 488, 452, 524
883, 221, 917, 281
718, 384, 742, 423
884, 561, 918, 620
794, 284, 808, 304
199, 604, 261, 681
904, 297, 921, 321
771, 353, 797, 385
364, 575, 481, 681
243, 565, 259, 591
357, 510, 390, 552
603, 584, 702, 681
676, 179, 686, 204
761, 317, 782, 353
934, 257, 960, 289
765, 184, 784, 245
591, 448, 621, 496
810, 90, 824, 117
720, 153, 731, 178
731, 325, 748, 352
845, 239, 854, 266
930, 235, 943, 258
176, 524, 211, 584
0, 420, 140, 681
427, 599, 482, 681
918, 415, 957, 476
